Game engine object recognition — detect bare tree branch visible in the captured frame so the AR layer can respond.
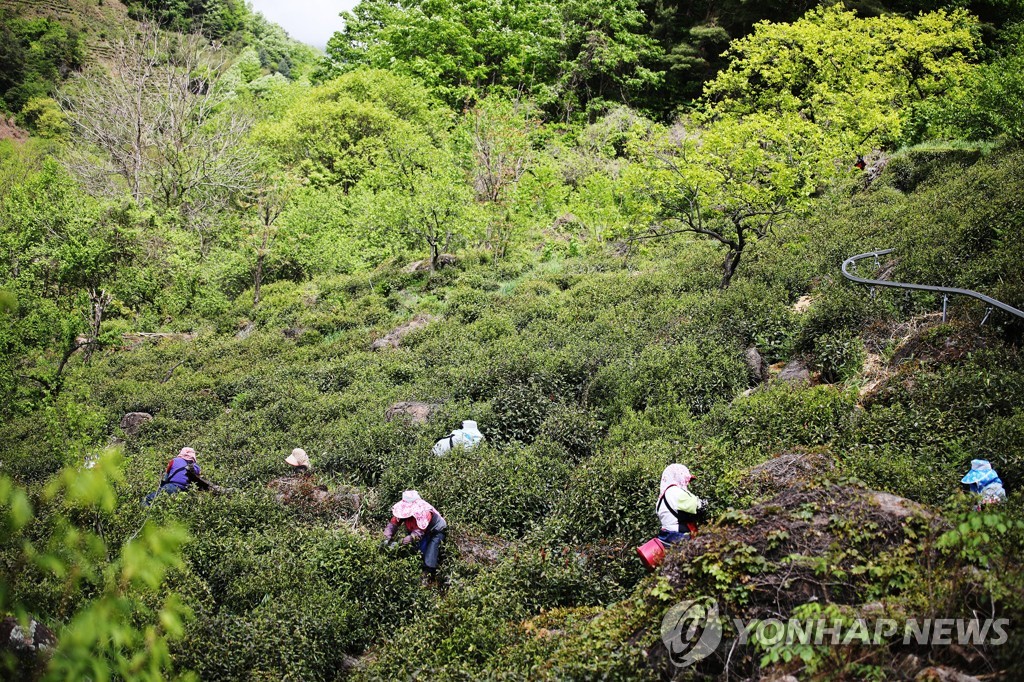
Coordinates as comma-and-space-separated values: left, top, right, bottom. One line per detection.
59, 24, 257, 227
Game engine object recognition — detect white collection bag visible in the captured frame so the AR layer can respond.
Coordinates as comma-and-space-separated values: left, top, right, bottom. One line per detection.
432, 420, 485, 456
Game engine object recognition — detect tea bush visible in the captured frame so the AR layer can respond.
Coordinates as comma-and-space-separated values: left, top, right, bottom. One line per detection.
548, 444, 674, 544
979, 408, 1024, 491
380, 442, 571, 537
812, 329, 866, 383
690, 280, 798, 363
486, 382, 554, 444
536, 403, 603, 462
702, 384, 858, 454
794, 283, 874, 353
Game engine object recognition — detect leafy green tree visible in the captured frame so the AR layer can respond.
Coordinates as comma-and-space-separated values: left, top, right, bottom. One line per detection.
235, 47, 263, 83
637, 0, 816, 111
631, 112, 832, 287
235, 169, 298, 305
703, 5, 980, 150
16, 97, 68, 140
458, 98, 539, 257
124, 0, 249, 39
0, 14, 83, 114
927, 22, 1024, 142
261, 69, 445, 190
354, 138, 481, 269
245, 12, 318, 80
0, 162, 139, 397
636, 0, 1024, 116
319, 0, 664, 119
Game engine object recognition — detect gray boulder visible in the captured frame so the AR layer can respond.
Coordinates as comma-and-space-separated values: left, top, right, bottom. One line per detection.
776, 360, 811, 385
1, 616, 56, 677
119, 412, 153, 436
745, 346, 768, 384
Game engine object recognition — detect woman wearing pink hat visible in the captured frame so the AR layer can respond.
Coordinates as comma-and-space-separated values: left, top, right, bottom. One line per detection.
382, 490, 448, 584
143, 447, 208, 506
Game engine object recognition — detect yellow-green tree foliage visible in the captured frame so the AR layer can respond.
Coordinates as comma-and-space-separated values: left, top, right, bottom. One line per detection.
703, 6, 980, 149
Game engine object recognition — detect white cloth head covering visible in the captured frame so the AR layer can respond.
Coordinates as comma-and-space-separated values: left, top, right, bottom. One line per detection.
660, 464, 692, 498
432, 420, 485, 456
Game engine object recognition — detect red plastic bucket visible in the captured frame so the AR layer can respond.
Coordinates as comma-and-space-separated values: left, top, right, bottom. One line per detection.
636, 537, 666, 570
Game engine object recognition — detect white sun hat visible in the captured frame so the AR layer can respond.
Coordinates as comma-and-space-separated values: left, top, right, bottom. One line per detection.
286, 448, 310, 468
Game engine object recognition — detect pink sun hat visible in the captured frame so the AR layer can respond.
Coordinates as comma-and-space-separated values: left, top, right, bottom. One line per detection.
660, 463, 692, 497
391, 490, 436, 530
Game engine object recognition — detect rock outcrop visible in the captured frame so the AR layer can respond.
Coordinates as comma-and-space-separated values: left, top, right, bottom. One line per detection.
775, 359, 811, 385
119, 412, 153, 436
745, 346, 768, 385
1, 616, 56, 678
385, 401, 440, 425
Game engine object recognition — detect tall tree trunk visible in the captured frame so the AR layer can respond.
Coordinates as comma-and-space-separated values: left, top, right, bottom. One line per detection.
720, 248, 742, 289
254, 224, 271, 306
86, 287, 111, 361
429, 239, 440, 271
254, 252, 265, 305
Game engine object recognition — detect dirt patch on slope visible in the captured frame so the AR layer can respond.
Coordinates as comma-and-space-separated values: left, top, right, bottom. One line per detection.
661, 482, 936, 614
0, 117, 29, 143
371, 314, 437, 350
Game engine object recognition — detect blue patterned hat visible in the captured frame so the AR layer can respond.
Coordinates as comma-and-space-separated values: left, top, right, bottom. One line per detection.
961, 459, 1000, 486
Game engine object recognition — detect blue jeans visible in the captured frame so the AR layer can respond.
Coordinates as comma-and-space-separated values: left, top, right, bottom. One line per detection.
143, 483, 185, 507
418, 531, 445, 571
658, 529, 690, 546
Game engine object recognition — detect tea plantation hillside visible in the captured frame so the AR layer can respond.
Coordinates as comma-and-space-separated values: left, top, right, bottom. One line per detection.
3, 145, 1024, 679
2, 0, 1024, 680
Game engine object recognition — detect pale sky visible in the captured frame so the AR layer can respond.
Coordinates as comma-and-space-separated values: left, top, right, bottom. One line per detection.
248, 0, 359, 48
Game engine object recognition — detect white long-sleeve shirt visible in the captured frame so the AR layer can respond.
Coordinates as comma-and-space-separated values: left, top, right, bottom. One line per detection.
657, 485, 701, 532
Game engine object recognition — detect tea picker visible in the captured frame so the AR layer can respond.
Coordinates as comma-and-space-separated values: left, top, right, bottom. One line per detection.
961, 459, 1007, 508
432, 420, 485, 456
381, 490, 448, 586
143, 447, 214, 506
637, 463, 707, 570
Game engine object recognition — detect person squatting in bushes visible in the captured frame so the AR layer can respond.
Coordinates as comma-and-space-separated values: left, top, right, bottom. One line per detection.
382, 490, 448, 586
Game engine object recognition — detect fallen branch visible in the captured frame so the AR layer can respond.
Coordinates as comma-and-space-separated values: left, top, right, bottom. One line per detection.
161, 359, 185, 383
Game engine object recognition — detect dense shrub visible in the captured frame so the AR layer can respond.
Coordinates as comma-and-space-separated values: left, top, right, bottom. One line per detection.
549, 444, 674, 544
535, 403, 603, 462
485, 382, 554, 444
0, 15, 83, 112
812, 329, 866, 383
173, 527, 424, 681
979, 408, 1024, 492
703, 384, 857, 454
690, 280, 798, 363
372, 442, 572, 537
592, 340, 747, 423
794, 284, 874, 353
444, 287, 491, 323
